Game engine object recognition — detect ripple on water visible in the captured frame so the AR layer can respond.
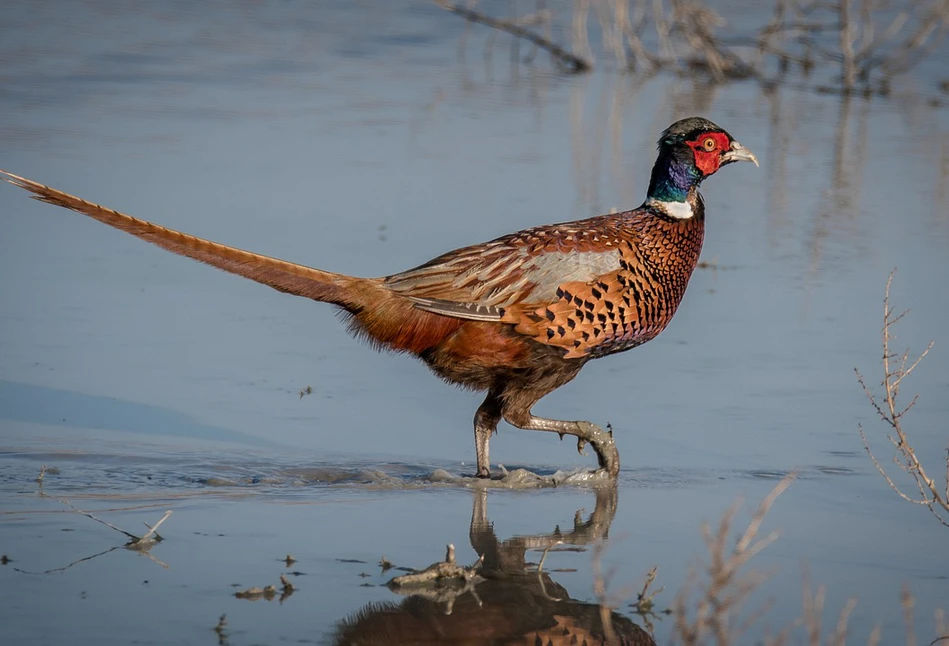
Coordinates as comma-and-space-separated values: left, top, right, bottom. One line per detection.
0, 447, 629, 497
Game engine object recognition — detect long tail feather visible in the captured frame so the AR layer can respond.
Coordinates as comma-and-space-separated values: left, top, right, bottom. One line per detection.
0, 169, 362, 306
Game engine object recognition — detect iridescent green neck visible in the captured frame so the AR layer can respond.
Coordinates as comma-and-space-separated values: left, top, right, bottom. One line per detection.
647, 151, 701, 202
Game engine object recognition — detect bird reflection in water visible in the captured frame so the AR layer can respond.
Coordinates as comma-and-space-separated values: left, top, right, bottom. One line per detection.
331, 485, 655, 645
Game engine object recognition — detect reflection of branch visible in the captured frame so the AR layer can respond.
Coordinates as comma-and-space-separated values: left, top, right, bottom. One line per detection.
439, 0, 949, 94
12, 546, 122, 575
11, 525, 172, 575
840, 0, 857, 89
855, 271, 947, 528
434, 0, 591, 72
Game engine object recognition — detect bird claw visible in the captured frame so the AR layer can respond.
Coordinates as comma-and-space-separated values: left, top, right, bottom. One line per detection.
577, 438, 587, 456
558, 432, 565, 441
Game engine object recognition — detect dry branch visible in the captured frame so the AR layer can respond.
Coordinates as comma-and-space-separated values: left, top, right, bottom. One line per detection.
38, 490, 172, 547
234, 573, 295, 603
855, 270, 948, 528
384, 544, 484, 614
434, 0, 591, 72
672, 474, 795, 646
35, 465, 173, 548
213, 614, 228, 646
632, 566, 664, 614
435, 0, 949, 95
387, 543, 483, 588
234, 585, 277, 601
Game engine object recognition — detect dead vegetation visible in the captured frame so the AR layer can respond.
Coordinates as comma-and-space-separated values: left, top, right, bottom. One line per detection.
670, 474, 795, 645
855, 271, 948, 528
234, 573, 296, 603
385, 548, 485, 613
435, 0, 949, 95
576, 275, 949, 645
18, 465, 174, 571
5, 467, 174, 576
434, 0, 590, 72
592, 475, 947, 645
387, 543, 484, 589
213, 614, 228, 646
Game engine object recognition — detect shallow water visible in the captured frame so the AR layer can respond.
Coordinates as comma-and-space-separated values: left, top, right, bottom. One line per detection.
1, 1, 948, 644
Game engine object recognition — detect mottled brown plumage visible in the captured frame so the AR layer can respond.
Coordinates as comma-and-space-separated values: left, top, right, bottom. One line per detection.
0, 117, 757, 477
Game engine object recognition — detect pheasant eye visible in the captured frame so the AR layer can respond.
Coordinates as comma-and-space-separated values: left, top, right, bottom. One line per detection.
702, 137, 716, 151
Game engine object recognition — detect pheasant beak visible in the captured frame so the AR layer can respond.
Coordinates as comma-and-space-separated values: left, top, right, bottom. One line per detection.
722, 140, 759, 167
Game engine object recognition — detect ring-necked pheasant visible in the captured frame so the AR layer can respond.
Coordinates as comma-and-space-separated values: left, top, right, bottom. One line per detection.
1, 117, 757, 478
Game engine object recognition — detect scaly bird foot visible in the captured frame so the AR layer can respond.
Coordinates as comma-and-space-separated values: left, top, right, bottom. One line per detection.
575, 420, 620, 478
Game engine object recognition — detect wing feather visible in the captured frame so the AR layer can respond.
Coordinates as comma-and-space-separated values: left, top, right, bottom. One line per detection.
385, 219, 628, 318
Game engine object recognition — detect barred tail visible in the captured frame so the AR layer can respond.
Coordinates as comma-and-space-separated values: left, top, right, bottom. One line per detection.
0, 169, 367, 308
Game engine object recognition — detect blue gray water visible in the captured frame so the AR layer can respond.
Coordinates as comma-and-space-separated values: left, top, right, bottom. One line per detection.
1, 1, 948, 644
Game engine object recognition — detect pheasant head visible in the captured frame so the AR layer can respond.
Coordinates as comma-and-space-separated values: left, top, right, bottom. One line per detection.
646, 117, 758, 213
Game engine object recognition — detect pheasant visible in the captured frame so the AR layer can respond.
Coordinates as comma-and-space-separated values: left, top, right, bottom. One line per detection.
0, 117, 756, 478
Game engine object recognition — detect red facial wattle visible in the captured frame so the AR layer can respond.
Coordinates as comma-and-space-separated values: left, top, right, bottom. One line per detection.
687, 132, 731, 176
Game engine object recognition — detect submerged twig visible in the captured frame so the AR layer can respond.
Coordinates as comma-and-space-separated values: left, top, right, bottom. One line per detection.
385, 544, 484, 615
25, 466, 173, 570
38, 488, 172, 547
213, 614, 228, 646
279, 573, 296, 602
234, 573, 296, 603
140, 510, 173, 543
388, 543, 483, 588
632, 566, 665, 615
234, 585, 277, 601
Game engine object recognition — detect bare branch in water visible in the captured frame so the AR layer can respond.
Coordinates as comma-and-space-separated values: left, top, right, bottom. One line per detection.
435, 0, 949, 95
37, 485, 172, 546
855, 270, 948, 528
388, 543, 484, 588
433, 0, 591, 72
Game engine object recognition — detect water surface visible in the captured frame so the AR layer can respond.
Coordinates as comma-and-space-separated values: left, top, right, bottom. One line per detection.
1, 1, 948, 644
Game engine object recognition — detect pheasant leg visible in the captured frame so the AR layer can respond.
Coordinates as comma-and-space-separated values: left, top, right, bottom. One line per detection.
473, 391, 503, 478
502, 410, 619, 477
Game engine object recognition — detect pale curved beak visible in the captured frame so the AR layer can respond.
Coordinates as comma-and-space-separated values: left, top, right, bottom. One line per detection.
722, 140, 759, 167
